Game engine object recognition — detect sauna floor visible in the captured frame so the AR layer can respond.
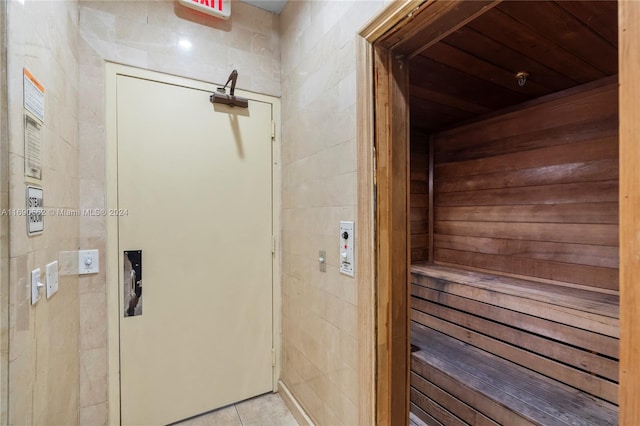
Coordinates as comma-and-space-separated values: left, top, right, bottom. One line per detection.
174, 392, 299, 426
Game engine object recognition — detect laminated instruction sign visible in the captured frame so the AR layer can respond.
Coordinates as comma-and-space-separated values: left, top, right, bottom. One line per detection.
23, 68, 44, 121
24, 115, 42, 179
23, 68, 44, 180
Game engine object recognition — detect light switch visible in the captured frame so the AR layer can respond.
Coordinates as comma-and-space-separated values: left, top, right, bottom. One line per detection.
78, 250, 99, 274
319, 250, 326, 272
339, 221, 354, 277
46, 261, 59, 299
31, 268, 43, 305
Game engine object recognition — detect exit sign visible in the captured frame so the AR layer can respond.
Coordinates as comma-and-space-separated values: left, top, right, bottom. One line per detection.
178, 0, 231, 19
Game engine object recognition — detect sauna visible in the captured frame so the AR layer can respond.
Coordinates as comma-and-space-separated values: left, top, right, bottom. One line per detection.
406, 2, 619, 424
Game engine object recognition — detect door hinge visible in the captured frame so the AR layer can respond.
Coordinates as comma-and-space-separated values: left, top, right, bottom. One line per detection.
272, 235, 276, 254
271, 120, 276, 141
272, 348, 276, 367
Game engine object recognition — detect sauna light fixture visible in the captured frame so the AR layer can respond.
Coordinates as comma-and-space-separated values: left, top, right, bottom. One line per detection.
178, 38, 192, 50
516, 72, 529, 87
210, 69, 249, 108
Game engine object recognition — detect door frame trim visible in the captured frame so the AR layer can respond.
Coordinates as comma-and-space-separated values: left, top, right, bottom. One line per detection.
105, 63, 282, 424
356, 3, 420, 424
356, 0, 636, 424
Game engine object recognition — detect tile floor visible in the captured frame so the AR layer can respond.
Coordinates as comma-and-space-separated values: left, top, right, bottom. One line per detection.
174, 392, 299, 426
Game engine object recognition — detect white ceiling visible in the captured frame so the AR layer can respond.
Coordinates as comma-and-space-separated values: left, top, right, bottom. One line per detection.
240, 0, 288, 14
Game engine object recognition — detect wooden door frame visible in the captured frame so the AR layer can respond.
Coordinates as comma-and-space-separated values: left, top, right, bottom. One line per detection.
356, 1, 639, 424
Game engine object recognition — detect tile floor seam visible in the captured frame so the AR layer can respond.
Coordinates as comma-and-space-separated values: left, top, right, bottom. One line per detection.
174, 392, 299, 425
234, 403, 244, 426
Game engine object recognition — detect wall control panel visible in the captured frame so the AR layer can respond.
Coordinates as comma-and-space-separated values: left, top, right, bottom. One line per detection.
79, 249, 99, 274
339, 221, 354, 277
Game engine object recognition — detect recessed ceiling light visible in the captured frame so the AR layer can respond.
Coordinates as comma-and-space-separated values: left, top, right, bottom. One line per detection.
178, 38, 193, 50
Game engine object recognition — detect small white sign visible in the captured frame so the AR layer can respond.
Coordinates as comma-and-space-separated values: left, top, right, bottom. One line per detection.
178, 0, 231, 19
23, 69, 45, 122
24, 115, 42, 180
26, 186, 44, 235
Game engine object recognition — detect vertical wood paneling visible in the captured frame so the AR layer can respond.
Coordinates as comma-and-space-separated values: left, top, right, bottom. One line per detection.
428, 137, 434, 263
432, 79, 619, 290
410, 132, 429, 262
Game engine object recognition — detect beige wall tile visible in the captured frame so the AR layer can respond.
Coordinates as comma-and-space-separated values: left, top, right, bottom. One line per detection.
79, 401, 108, 426
80, 291, 107, 351
1, 3, 10, 421
80, 347, 108, 408
6, 0, 81, 423
279, 1, 385, 424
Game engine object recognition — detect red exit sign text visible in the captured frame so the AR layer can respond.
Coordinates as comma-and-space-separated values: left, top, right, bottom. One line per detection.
178, 0, 231, 19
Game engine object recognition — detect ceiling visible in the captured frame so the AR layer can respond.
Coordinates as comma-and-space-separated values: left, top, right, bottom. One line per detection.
409, 1, 618, 133
240, 0, 287, 14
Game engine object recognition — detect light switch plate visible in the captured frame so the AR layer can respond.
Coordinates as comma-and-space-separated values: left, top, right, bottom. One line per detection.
78, 249, 99, 274
46, 261, 59, 299
339, 221, 354, 277
31, 268, 42, 305
319, 250, 326, 272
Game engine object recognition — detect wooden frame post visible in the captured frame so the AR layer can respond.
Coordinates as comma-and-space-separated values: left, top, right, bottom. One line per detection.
619, 0, 640, 422
373, 43, 411, 426
356, 1, 503, 424
357, 1, 502, 423
356, 34, 376, 426
357, 3, 420, 424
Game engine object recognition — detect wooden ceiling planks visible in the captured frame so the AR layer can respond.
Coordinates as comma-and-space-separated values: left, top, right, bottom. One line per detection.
443, 26, 578, 91
420, 42, 550, 98
469, 7, 607, 83
555, 1, 618, 48
411, 55, 530, 109
410, 1, 618, 133
496, 2, 617, 75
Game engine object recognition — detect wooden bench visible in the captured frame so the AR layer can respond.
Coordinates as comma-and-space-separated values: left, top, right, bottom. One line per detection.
410, 264, 619, 426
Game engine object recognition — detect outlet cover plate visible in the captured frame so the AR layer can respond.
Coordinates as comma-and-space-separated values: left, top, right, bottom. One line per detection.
46, 261, 59, 298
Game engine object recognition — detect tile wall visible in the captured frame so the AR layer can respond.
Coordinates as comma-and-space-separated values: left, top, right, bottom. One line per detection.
0, 0, 9, 423
3, 1, 392, 424
6, 0, 81, 424
77, 1, 280, 423
279, 1, 384, 424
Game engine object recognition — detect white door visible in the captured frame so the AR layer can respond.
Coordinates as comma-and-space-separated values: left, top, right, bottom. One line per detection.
116, 75, 274, 425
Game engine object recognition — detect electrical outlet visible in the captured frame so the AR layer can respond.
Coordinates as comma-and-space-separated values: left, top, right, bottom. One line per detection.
78, 250, 99, 274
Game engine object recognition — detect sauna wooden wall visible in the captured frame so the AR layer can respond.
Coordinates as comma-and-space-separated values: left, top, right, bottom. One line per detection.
431, 78, 619, 291
410, 132, 430, 262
